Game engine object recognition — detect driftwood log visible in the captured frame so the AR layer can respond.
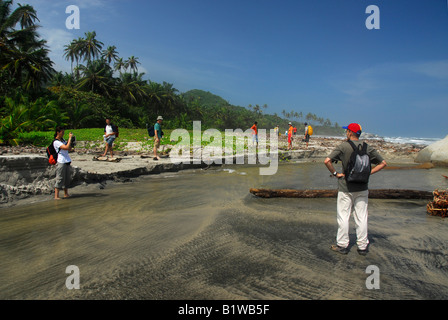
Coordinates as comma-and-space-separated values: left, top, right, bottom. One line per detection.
249, 188, 433, 200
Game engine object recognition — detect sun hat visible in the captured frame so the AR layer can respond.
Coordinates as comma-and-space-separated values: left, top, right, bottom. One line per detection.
157, 116, 163, 120
288, 122, 292, 125
343, 123, 362, 135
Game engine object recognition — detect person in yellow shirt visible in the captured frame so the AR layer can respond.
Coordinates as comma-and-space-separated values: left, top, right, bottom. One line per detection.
288, 122, 294, 150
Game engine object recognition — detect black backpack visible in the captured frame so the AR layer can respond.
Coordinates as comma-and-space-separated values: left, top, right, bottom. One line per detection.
345, 140, 371, 184
46, 140, 59, 165
147, 124, 155, 137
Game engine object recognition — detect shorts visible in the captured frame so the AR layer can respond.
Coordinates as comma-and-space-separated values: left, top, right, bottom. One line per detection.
105, 136, 115, 147
154, 138, 160, 148
304, 134, 310, 142
252, 134, 258, 143
288, 134, 293, 143
55, 163, 71, 189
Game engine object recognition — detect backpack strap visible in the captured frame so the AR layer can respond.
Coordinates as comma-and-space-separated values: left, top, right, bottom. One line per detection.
56, 139, 65, 153
361, 142, 368, 154
348, 140, 370, 157
347, 140, 358, 152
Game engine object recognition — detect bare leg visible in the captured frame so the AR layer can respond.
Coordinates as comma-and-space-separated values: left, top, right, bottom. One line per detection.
153, 144, 160, 159
55, 188, 61, 200
102, 143, 109, 157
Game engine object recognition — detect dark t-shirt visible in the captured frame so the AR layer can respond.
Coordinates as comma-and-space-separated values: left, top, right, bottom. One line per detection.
327, 140, 384, 192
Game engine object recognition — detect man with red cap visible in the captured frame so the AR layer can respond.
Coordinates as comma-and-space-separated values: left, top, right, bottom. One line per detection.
324, 123, 387, 255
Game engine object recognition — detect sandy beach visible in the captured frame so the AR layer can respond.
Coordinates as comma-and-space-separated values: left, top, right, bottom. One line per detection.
1, 135, 447, 300
1, 160, 447, 300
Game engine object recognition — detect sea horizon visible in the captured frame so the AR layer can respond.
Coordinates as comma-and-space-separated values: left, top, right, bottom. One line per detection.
315, 134, 442, 146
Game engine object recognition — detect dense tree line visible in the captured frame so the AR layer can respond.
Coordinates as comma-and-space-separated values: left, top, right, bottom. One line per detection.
0, 0, 342, 145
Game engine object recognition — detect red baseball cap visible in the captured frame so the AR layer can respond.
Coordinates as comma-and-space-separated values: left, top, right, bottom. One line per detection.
343, 123, 362, 135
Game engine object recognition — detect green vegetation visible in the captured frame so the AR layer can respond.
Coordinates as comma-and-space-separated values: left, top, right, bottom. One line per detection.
0, 0, 343, 147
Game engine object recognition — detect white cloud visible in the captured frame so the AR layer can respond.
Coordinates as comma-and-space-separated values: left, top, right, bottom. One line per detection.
40, 28, 75, 73
410, 60, 448, 80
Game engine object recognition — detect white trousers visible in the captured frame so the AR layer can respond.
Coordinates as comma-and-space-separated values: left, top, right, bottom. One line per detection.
336, 190, 369, 250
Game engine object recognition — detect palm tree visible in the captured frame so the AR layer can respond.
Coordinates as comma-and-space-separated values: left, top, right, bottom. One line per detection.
113, 57, 126, 74
125, 56, 140, 73
117, 72, 148, 105
161, 81, 179, 113
63, 39, 82, 74
78, 31, 103, 63
145, 81, 167, 116
15, 43, 54, 90
76, 59, 114, 97
16, 2, 39, 29
50, 71, 75, 87
67, 102, 95, 129
102, 45, 119, 65
0, 0, 55, 93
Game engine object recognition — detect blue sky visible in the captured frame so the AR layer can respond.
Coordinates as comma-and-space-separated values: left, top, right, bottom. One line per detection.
20, 0, 448, 138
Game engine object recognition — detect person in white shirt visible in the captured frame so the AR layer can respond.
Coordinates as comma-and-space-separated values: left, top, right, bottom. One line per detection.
304, 122, 310, 148
102, 118, 118, 157
53, 127, 74, 200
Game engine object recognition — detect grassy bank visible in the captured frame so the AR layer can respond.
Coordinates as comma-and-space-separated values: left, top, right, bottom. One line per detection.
18, 128, 172, 148
15, 127, 344, 155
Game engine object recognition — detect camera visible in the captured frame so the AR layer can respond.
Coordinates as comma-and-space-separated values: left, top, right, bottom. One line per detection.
71, 135, 76, 147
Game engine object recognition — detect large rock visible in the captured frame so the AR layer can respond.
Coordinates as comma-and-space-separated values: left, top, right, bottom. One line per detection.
415, 135, 448, 166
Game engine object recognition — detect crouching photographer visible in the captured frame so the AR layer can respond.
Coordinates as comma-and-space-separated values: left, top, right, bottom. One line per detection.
53, 127, 74, 200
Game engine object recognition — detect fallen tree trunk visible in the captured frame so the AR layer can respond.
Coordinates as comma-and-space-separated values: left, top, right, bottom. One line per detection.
249, 188, 433, 199
383, 162, 434, 170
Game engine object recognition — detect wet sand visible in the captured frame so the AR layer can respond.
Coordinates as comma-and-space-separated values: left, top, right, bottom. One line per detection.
1, 163, 447, 299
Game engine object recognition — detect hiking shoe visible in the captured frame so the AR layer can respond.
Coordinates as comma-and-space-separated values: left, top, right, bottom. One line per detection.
357, 248, 368, 256
330, 245, 349, 255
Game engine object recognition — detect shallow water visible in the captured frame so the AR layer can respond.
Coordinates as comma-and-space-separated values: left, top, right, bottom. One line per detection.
1, 162, 448, 299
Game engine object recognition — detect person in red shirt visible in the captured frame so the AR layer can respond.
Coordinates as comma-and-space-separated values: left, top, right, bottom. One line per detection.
251, 121, 258, 147
287, 122, 294, 150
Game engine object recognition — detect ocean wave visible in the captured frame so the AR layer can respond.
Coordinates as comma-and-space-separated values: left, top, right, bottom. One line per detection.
383, 137, 441, 146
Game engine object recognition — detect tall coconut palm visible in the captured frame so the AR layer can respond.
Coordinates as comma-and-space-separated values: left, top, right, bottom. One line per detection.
113, 57, 126, 74
125, 56, 140, 73
78, 31, 103, 63
16, 2, 39, 29
63, 39, 82, 74
102, 45, 119, 65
